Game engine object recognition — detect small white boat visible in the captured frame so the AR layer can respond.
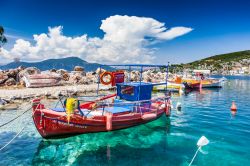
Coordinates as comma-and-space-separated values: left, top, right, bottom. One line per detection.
22, 73, 61, 88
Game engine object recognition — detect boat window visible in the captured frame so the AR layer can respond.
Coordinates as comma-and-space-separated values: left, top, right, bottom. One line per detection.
121, 86, 134, 95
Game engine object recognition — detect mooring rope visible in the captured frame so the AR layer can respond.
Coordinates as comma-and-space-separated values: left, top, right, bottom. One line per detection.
0, 126, 25, 151
0, 106, 32, 128
0, 107, 33, 151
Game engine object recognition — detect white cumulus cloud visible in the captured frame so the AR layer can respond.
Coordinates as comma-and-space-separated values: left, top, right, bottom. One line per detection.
0, 15, 192, 63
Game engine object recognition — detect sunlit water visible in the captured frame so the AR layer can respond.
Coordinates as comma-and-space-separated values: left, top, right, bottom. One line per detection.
0, 76, 250, 166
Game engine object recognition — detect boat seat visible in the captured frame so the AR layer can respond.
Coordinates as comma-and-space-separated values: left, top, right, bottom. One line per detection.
82, 110, 104, 117
97, 106, 131, 114
113, 99, 134, 110
51, 108, 65, 112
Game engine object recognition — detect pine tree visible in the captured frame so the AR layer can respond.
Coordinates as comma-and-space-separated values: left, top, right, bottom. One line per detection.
0, 26, 7, 48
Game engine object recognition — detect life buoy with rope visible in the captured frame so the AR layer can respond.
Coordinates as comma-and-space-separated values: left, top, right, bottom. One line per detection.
100, 72, 114, 85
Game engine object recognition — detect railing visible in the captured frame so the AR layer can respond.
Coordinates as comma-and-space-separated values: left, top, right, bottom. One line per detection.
45, 94, 170, 118
94, 96, 170, 115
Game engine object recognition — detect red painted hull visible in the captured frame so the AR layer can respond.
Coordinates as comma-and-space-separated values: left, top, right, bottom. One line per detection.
32, 101, 169, 138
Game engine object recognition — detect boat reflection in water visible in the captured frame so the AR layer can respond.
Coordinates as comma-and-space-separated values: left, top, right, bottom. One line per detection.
230, 111, 237, 117
32, 117, 172, 165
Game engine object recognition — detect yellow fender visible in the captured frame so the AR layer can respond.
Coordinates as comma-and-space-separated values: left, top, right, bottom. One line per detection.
66, 98, 78, 123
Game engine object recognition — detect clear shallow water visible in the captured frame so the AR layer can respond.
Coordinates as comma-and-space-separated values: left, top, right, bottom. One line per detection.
0, 76, 250, 166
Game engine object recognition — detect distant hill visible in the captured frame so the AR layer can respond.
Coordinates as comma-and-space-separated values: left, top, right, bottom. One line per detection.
188, 50, 250, 67
0, 57, 112, 71
179, 50, 250, 70
169, 50, 250, 73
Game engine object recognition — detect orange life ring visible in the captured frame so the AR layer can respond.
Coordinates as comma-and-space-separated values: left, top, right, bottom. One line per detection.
100, 72, 114, 85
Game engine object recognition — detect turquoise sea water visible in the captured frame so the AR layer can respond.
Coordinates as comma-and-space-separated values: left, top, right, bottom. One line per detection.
0, 76, 250, 166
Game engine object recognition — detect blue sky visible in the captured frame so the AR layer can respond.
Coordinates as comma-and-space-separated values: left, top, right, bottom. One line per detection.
1, 0, 250, 64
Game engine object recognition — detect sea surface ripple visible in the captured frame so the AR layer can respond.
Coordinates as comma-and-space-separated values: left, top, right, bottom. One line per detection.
0, 76, 250, 166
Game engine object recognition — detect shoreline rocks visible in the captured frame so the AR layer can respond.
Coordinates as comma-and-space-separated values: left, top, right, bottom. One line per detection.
0, 73, 8, 84
0, 66, 171, 108
0, 66, 169, 88
5, 78, 16, 86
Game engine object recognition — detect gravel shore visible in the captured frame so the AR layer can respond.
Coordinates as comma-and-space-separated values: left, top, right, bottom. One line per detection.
0, 84, 111, 100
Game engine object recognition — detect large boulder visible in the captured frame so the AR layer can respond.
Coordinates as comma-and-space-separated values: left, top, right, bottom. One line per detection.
143, 75, 152, 82
74, 66, 84, 72
68, 74, 81, 84
130, 71, 140, 81
18, 67, 41, 78
6, 69, 19, 79
123, 71, 130, 82
78, 76, 89, 84
73, 66, 86, 77
5, 78, 16, 86
56, 69, 69, 81
71, 71, 86, 77
0, 98, 7, 105
50, 68, 57, 73
0, 73, 8, 84
86, 72, 97, 83
62, 73, 70, 81
17, 65, 26, 71
56, 69, 68, 75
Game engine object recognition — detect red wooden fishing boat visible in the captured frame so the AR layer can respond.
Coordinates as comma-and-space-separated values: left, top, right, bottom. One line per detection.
32, 64, 172, 139
32, 96, 170, 138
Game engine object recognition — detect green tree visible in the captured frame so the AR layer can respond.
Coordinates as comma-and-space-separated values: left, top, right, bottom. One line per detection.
0, 26, 7, 48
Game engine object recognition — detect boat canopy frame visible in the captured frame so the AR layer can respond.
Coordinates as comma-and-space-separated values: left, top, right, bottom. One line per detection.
96, 63, 170, 99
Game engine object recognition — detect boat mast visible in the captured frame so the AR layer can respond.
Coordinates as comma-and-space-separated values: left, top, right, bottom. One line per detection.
96, 65, 101, 96
138, 65, 143, 101
166, 62, 169, 91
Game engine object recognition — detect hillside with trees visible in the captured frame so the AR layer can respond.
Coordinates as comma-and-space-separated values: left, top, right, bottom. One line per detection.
172, 50, 250, 74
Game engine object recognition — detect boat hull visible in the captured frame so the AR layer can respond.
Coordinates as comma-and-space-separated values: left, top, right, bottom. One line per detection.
183, 80, 222, 89
183, 82, 200, 89
202, 81, 222, 88
153, 81, 184, 92
32, 101, 168, 138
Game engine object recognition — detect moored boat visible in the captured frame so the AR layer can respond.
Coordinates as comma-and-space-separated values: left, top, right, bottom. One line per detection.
23, 73, 61, 88
153, 81, 184, 92
32, 64, 172, 139
172, 70, 225, 90
183, 78, 224, 89
32, 95, 170, 138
